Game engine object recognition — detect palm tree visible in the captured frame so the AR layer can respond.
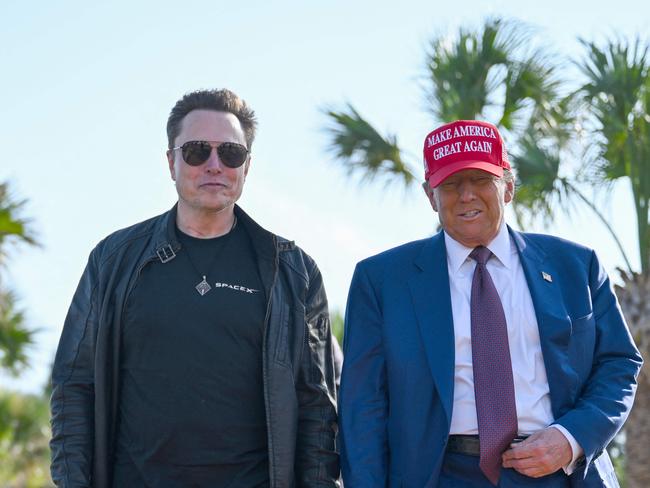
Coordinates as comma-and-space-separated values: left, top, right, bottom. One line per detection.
577, 39, 650, 488
0, 182, 37, 375
326, 18, 561, 186
615, 272, 650, 488
578, 39, 650, 273
0, 182, 50, 486
324, 19, 649, 485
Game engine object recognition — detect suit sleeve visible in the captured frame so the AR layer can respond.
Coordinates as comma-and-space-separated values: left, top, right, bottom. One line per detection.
295, 261, 340, 487
50, 250, 99, 488
554, 250, 643, 466
339, 262, 388, 487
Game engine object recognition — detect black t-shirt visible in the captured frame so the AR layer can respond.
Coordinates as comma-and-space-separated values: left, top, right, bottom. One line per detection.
113, 221, 269, 488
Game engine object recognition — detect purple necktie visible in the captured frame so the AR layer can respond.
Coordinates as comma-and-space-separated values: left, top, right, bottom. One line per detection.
470, 246, 518, 486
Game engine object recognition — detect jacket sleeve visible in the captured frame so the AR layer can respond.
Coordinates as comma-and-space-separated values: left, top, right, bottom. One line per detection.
294, 259, 340, 487
50, 249, 100, 487
339, 261, 388, 488
554, 250, 643, 469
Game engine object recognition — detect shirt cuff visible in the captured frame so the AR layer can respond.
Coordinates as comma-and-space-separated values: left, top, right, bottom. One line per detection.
551, 424, 584, 475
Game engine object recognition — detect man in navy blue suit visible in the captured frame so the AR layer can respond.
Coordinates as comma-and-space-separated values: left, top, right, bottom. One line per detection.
339, 120, 642, 487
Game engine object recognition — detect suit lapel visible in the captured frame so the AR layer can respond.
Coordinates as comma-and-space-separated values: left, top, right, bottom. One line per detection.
509, 227, 578, 415
408, 232, 455, 426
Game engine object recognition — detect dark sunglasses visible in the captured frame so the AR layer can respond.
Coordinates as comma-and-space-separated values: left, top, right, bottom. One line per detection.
172, 140, 249, 168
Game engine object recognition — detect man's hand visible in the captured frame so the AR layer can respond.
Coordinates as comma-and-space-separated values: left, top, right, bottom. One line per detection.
501, 427, 572, 478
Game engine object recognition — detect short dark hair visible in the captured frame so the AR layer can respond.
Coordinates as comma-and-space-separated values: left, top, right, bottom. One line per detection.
166, 89, 257, 150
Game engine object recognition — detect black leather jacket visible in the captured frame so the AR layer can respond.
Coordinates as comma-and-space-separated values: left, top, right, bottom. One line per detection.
50, 205, 340, 487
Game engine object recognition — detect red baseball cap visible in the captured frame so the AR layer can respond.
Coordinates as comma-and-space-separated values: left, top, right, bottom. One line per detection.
423, 120, 511, 188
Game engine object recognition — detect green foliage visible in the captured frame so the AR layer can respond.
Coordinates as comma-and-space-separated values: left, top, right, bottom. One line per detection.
608, 432, 627, 487
0, 183, 48, 485
424, 18, 510, 122
0, 389, 53, 487
0, 291, 35, 375
0, 182, 38, 375
578, 38, 650, 272
324, 104, 416, 188
0, 183, 37, 268
424, 17, 562, 131
510, 129, 564, 226
331, 309, 344, 345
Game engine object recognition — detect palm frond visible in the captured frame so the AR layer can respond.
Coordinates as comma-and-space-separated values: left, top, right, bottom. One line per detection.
577, 37, 650, 271
501, 53, 563, 132
577, 38, 649, 178
424, 18, 517, 121
0, 183, 39, 270
510, 129, 563, 225
0, 290, 35, 376
323, 103, 416, 188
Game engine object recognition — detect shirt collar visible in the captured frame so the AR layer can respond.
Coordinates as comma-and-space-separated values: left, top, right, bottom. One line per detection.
444, 222, 512, 274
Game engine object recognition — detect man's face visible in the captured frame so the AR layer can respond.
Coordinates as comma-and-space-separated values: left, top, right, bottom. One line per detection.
167, 109, 249, 215
425, 169, 513, 248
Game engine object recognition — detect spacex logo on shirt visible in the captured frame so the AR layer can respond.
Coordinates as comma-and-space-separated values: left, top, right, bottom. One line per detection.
214, 282, 259, 294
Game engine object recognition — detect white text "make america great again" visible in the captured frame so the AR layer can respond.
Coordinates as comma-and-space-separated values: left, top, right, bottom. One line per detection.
426, 124, 497, 161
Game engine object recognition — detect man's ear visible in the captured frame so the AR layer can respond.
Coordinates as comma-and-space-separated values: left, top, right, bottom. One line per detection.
166, 150, 176, 181
504, 178, 514, 204
422, 182, 438, 212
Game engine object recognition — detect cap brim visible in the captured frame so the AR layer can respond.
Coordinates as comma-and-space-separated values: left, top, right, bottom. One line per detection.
427, 160, 504, 188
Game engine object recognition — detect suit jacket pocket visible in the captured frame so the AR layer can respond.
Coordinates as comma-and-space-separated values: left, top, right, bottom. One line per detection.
568, 311, 596, 383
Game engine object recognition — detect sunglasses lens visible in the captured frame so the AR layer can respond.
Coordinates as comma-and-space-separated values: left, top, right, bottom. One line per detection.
181, 141, 212, 166
180, 141, 248, 167
217, 142, 248, 168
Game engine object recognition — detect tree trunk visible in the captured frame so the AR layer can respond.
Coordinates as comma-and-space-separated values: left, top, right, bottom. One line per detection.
615, 271, 650, 488
625, 370, 650, 488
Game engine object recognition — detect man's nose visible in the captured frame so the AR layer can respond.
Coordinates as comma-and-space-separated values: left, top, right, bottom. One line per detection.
204, 147, 225, 171
457, 180, 477, 201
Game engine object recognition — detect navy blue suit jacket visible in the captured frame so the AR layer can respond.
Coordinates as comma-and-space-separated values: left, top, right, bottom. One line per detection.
339, 228, 642, 488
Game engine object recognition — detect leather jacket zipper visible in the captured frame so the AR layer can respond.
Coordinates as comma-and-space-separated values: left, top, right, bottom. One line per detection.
262, 234, 279, 487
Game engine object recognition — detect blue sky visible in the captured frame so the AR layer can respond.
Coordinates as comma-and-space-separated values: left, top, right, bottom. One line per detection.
1, 0, 647, 392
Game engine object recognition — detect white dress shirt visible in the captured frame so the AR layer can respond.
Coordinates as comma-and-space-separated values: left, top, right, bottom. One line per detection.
444, 223, 582, 471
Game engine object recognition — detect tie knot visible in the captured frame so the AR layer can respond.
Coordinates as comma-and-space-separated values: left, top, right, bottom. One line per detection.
470, 246, 492, 265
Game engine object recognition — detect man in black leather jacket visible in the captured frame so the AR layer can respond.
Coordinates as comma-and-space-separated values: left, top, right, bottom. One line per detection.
50, 89, 340, 488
